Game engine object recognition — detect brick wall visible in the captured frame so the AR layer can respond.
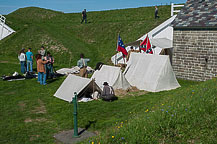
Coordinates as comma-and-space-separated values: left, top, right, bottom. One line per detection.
173, 30, 217, 81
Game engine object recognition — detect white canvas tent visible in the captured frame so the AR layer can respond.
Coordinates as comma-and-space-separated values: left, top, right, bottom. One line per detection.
54, 74, 101, 102
91, 65, 131, 90
124, 52, 180, 92
0, 14, 15, 40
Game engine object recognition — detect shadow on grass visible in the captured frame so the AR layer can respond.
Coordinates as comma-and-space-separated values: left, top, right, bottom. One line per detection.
78, 120, 97, 135
47, 78, 61, 84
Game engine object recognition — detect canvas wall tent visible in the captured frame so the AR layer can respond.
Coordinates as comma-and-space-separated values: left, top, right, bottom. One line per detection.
91, 65, 131, 90
54, 74, 101, 102
111, 15, 177, 65
124, 52, 180, 92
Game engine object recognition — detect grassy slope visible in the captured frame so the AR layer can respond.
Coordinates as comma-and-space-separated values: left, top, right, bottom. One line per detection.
0, 6, 170, 67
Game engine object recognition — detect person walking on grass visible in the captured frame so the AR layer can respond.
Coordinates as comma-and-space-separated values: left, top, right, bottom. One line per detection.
18, 49, 26, 74
37, 54, 48, 85
81, 9, 87, 24
77, 53, 90, 78
26, 48, 33, 72
155, 6, 160, 19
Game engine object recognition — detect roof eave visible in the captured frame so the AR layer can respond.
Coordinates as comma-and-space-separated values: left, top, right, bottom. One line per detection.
174, 26, 217, 30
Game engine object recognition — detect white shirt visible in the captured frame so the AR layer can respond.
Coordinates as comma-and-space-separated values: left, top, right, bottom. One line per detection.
18, 53, 26, 61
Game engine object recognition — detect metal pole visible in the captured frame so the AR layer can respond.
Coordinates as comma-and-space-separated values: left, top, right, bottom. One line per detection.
73, 92, 79, 137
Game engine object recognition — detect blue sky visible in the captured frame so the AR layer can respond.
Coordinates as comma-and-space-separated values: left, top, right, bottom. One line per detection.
0, 0, 187, 15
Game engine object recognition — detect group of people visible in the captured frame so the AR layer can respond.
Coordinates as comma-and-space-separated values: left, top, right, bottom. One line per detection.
18, 46, 54, 85
18, 48, 34, 74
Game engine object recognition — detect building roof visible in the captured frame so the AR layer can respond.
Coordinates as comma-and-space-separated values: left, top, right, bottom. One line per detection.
173, 0, 217, 29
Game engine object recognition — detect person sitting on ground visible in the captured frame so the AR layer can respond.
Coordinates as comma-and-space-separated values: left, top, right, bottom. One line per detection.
101, 82, 117, 101
37, 54, 48, 85
77, 53, 90, 78
45, 51, 54, 79
26, 48, 33, 73
18, 49, 26, 74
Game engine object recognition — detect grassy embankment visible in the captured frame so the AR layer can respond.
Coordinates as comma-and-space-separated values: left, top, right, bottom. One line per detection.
0, 5, 216, 144
0, 5, 170, 68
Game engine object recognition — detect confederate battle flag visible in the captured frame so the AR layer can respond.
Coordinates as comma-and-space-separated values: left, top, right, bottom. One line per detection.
117, 35, 128, 57
140, 35, 153, 54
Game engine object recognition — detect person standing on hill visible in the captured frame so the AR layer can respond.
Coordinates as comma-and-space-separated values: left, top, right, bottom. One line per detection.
77, 53, 90, 78
81, 9, 87, 24
26, 48, 33, 72
18, 49, 26, 74
155, 6, 160, 19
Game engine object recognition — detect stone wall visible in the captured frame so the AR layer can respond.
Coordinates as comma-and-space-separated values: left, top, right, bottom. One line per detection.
173, 30, 217, 81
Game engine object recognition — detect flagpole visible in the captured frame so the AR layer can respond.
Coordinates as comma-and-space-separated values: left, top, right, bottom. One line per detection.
115, 33, 119, 65
122, 53, 126, 65
146, 34, 148, 53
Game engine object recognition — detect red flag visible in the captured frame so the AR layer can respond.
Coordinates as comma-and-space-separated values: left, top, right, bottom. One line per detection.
139, 36, 147, 52
146, 36, 153, 54
117, 35, 128, 57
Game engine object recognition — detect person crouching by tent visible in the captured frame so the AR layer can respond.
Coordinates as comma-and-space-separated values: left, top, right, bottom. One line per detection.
37, 54, 48, 85
77, 53, 90, 78
18, 49, 26, 74
101, 82, 117, 101
45, 51, 54, 79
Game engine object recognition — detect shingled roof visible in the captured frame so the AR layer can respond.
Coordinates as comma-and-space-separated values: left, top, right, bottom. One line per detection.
173, 0, 217, 29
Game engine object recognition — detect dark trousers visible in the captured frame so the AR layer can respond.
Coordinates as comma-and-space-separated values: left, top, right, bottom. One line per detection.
46, 64, 54, 79
20, 61, 26, 74
155, 12, 159, 19
101, 94, 118, 101
81, 16, 87, 24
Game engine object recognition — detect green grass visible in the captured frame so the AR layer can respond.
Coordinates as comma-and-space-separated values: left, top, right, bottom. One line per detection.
0, 5, 216, 144
83, 79, 217, 144
0, 61, 216, 143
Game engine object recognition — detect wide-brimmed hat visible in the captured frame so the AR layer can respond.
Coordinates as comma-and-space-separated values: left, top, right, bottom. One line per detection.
103, 82, 108, 85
